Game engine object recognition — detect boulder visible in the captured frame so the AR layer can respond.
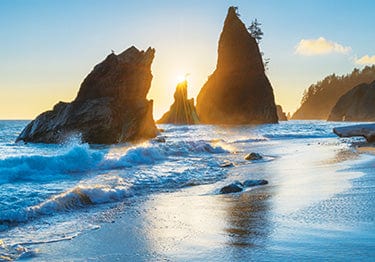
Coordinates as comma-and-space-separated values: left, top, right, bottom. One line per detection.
245, 152, 263, 160
220, 181, 243, 194
196, 6, 278, 124
243, 179, 268, 187
152, 136, 166, 143
219, 179, 268, 194
333, 124, 375, 142
157, 80, 199, 124
16, 46, 158, 144
328, 81, 375, 121
277, 105, 288, 121
219, 161, 234, 168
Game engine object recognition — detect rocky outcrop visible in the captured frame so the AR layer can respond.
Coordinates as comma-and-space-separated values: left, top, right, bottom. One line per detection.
333, 124, 375, 142
219, 179, 269, 194
292, 66, 375, 120
328, 81, 375, 121
16, 46, 158, 144
276, 105, 288, 121
196, 6, 278, 124
157, 80, 199, 124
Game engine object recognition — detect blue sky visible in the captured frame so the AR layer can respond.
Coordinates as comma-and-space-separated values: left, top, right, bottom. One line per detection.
1, 0, 374, 119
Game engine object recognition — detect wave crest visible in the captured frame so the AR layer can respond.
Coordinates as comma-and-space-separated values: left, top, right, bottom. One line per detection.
0, 140, 228, 184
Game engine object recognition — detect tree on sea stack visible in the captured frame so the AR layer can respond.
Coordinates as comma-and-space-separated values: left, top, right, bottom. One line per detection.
248, 19, 263, 43
248, 18, 270, 70
196, 6, 278, 124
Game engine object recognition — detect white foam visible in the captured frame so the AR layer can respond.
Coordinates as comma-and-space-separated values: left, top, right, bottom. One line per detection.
0, 139, 230, 226
29, 184, 133, 215
0, 140, 228, 185
0, 178, 134, 224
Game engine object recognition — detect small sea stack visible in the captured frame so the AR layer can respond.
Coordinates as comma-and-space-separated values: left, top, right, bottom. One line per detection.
157, 80, 199, 124
277, 105, 288, 121
16, 46, 158, 144
196, 6, 278, 124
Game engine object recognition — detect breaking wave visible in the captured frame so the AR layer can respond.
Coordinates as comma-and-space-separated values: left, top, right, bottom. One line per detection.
0, 140, 228, 184
0, 139, 229, 226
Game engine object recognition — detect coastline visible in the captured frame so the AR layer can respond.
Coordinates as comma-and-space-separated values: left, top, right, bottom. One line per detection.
26, 137, 375, 261
1, 1, 374, 261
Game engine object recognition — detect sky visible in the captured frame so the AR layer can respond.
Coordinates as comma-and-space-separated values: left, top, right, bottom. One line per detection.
1, 0, 374, 119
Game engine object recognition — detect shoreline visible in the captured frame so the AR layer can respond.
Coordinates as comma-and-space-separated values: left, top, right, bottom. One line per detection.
25, 138, 375, 261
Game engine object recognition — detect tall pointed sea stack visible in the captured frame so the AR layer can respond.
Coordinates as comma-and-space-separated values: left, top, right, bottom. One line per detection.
157, 80, 199, 124
196, 7, 278, 124
17, 46, 158, 144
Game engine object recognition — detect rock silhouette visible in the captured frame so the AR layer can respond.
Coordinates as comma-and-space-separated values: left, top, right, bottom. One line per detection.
276, 105, 288, 121
157, 80, 199, 124
328, 81, 375, 121
16, 46, 158, 144
196, 6, 278, 124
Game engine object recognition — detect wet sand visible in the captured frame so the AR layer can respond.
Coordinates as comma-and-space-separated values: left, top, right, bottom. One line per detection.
357, 145, 375, 155
30, 139, 375, 261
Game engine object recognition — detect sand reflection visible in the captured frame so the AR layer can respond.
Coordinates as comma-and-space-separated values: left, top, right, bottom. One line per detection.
262, 140, 362, 215
221, 190, 271, 248
142, 184, 272, 260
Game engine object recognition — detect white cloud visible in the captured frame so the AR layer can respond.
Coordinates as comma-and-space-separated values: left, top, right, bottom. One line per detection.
295, 37, 351, 56
355, 55, 375, 65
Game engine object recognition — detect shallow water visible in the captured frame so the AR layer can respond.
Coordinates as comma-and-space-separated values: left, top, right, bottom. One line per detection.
0, 120, 374, 261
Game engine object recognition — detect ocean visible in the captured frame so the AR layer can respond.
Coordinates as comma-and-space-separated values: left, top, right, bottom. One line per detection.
0, 120, 374, 261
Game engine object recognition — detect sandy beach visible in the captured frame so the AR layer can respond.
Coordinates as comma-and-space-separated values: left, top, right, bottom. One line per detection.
25, 134, 375, 261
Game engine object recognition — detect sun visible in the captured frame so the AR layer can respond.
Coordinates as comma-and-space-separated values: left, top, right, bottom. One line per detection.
176, 75, 186, 83
176, 73, 190, 83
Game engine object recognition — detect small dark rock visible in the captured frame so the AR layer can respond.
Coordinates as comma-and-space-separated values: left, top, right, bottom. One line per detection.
153, 136, 166, 143
243, 179, 268, 187
220, 181, 243, 194
220, 161, 234, 168
244, 152, 262, 160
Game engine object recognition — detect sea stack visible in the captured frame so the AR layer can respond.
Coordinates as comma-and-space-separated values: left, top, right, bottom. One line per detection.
196, 7, 278, 124
328, 81, 375, 122
157, 80, 199, 124
16, 46, 158, 144
276, 105, 288, 121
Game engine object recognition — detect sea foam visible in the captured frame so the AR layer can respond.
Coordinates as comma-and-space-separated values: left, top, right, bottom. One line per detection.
0, 139, 228, 225
0, 140, 227, 185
